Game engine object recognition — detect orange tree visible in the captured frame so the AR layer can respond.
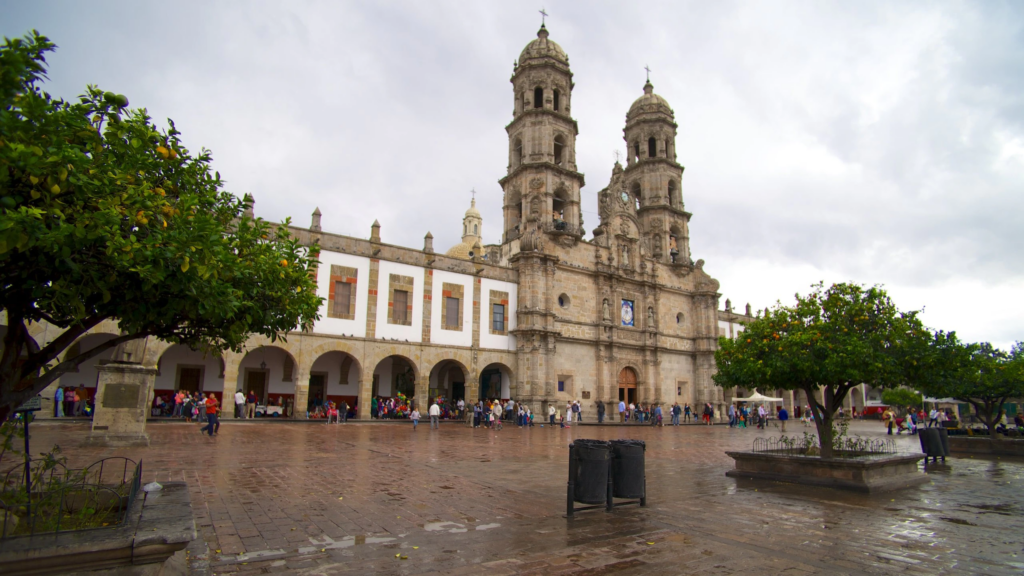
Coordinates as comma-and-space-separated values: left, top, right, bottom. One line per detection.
714, 282, 930, 458
915, 334, 1024, 438
0, 32, 322, 417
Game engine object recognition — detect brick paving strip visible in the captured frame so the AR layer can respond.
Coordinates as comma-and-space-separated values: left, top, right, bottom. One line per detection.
26, 421, 1024, 575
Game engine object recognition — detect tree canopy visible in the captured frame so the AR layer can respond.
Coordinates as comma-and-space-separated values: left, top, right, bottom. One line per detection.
0, 32, 322, 416
714, 282, 930, 457
914, 333, 1024, 437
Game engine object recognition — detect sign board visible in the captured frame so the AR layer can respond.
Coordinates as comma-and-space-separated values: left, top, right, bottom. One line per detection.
15, 396, 42, 412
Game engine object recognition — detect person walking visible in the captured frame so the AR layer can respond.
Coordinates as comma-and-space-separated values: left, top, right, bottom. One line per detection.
429, 401, 441, 429
597, 401, 605, 424
233, 390, 245, 419
618, 399, 626, 423
778, 406, 789, 432
73, 385, 86, 416
683, 403, 691, 423
757, 405, 767, 429
54, 386, 64, 418
548, 404, 556, 426
654, 404, 663, 427
411, 408, 421, 430
928, 408, 938, 428
199, 394, 220, 437
245, 389, 257, 419
671, 403, 680, 426
728, 404, 736, 428
882, 407, 895, 435
572, 401, 581, 422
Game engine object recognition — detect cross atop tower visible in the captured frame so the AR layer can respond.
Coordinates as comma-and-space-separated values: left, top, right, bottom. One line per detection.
614, 150, 621, 163
644, 64, 651, 82
539, 8, 548, 25
471, 188, 476, 201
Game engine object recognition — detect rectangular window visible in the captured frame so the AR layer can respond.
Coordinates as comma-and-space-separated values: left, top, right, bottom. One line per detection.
445, 297, 459, 329
334, 281, 351, 316
492, 304, 505, 333
393, 290, 408, 325
558, 381, 565, 392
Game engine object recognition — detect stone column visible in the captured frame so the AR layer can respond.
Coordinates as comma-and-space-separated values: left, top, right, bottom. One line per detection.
221, 351, 242, 419
357, 376, 373, 419
415, 372, 430, 412
87, 363, 157, 447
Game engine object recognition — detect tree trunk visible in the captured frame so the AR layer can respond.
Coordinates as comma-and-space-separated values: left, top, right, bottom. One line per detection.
805, 385, 835, 459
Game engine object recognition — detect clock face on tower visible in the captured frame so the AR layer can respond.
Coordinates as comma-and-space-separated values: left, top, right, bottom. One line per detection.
621, 300, 634, 326
620, 191, 629, 203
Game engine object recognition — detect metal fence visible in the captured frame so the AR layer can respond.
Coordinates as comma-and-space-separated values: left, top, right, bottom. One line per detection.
0, 456, 142, 539
752, 436, 897, 457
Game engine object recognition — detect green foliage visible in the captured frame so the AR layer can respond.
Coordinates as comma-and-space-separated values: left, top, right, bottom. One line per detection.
0, 32, 323, 415
881, 388, 923, 412
915, 334, 1024, 437
714, 282, 929, 457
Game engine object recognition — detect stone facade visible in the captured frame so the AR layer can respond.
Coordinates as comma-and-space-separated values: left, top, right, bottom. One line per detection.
29, 24, 769, 421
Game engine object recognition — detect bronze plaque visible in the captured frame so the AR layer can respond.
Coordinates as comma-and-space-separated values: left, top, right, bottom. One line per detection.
582, 391, 591, 400
103, 384, 140, 409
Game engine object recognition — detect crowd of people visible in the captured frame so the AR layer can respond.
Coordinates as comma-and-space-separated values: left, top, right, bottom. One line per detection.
52, 385, 92, 417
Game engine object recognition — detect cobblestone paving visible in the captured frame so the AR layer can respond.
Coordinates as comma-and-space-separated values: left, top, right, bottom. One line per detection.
27, 420, 1024, 575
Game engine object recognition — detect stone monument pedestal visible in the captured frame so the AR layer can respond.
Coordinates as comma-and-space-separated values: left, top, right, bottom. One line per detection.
87, 363, 157, 447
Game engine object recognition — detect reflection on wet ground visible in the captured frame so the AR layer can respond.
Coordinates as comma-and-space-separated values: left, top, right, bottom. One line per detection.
29, 420, 1024, 574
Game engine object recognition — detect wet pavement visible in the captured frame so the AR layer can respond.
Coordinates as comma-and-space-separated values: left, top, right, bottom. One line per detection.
23, 419, 1024, 575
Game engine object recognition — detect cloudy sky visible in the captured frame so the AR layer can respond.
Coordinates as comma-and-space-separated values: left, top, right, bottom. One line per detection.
5, 1, 1022, 348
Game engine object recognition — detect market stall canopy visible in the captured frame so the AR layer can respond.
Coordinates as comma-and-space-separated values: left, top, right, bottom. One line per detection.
732, 389, 784, 402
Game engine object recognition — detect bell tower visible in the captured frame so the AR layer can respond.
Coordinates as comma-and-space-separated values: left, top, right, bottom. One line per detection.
621, 78, 691, 266
499, 23, 585, 258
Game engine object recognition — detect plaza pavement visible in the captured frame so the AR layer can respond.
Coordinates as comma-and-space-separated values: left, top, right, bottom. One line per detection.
27, 418, 1024, 575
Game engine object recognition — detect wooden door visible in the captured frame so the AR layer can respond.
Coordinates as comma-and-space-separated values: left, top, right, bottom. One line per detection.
246, 371, 267, 404
179, 367, 202, 393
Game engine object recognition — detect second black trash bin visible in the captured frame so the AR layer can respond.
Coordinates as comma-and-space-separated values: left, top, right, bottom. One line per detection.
572, 439, 611, 504
610, 439, 646, 500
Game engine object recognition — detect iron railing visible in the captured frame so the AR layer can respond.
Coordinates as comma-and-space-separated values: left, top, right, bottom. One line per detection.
752, 436, 897, 457
0, 456, 142, 539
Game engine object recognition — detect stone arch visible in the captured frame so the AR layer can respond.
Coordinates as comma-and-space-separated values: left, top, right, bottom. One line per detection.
553, 133, 566, 166
512, 136, 523, 168
428, 359, 470, 404
533, 86, 543, 109
309, 350, 361, 416
154, 344, 224, 397
478, 362, 514, 401
236, 345, 298, 408
648, 136, 657, 158
629, 180, 642, 211
371, 354, 418, 401
668, 179, 679, 207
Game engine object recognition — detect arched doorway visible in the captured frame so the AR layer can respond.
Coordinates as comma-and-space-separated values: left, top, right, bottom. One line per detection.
310, 351, 361, 417
479, 363, 513, 401
372, 355, 416, 401
237, 346, 298, 415
618, 367, 638, 405
429, 360, 468, 404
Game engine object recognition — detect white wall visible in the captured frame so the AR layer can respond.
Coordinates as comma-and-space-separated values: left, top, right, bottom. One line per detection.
155, 345, 224, 392
314, 251, 371, 338
373, 357, 393, 397
58, 333, 117, 390
430, 270, 474, 348
375, 260, 425, 342
310, 352, 361, 396
479, 278, 518, 351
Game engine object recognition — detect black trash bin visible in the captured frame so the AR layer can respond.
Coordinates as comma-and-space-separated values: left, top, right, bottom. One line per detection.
571, 439, 611, 505
919, 427, 948, 460
936, 427, 950, 457
610, 439, 646, 501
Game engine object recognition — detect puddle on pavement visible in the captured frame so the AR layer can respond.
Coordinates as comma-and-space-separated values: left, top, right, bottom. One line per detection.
424, 521, 469, 533
476, 523, 500, 530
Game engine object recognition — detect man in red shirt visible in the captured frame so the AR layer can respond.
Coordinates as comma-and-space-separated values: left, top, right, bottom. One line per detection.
200, 395, 220, 437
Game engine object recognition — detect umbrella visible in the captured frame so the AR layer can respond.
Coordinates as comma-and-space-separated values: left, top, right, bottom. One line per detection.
732, 388, 784, 402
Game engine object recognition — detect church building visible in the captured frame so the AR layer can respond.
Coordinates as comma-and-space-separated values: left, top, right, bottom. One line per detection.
37, 24, 757, 420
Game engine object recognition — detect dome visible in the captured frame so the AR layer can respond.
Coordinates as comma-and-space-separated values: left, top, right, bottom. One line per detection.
445, 241, 475, 260
464, 198, 481, 219
519, 25, 568, 64
627, 80, 674, 119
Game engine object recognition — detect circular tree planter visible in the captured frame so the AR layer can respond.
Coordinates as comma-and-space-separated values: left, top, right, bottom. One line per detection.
725, 451, 927, 493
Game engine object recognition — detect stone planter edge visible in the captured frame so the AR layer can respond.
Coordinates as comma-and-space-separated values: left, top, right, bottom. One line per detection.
725, 451, 928, 493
